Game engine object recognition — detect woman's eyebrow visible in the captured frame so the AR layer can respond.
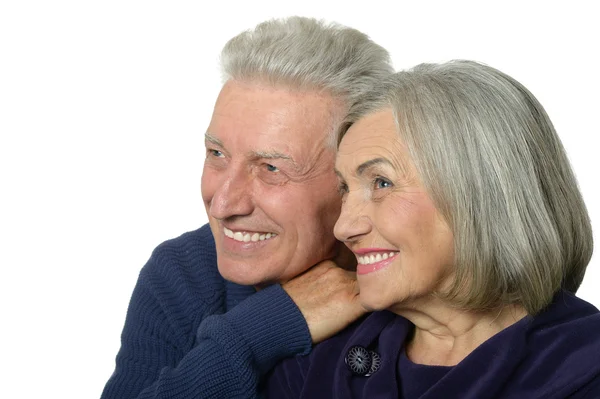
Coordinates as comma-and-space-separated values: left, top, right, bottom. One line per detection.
335, 158, 394, 180
356, 157, 393, 176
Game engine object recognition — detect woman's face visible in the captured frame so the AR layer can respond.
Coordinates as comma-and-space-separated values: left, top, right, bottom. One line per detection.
334, 109, 455, 312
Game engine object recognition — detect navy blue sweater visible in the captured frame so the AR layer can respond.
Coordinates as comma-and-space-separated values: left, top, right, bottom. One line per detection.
101, 224, 312, 398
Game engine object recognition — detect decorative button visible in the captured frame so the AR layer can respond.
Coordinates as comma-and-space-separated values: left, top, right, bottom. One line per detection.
345, 345, 372, 376
365, 350, 381, 376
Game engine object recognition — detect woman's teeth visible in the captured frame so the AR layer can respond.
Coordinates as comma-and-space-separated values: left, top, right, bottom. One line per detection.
357, 252, 397, 265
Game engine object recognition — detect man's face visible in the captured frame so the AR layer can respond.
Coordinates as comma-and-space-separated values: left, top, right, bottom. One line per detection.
201, 80, 344, 286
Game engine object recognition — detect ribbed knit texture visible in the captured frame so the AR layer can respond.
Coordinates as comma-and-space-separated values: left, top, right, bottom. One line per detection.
101, 224, 312, 399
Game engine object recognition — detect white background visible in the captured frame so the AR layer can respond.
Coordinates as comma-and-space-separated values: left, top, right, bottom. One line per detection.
1, 1, 598, 397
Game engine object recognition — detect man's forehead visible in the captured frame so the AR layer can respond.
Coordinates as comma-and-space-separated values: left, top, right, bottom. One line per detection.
206, 82, 341, 169
213, 80, 343, 132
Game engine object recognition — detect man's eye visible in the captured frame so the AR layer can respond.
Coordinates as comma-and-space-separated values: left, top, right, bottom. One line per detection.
374, 177, 392, 189
208, 149, 224, 157
265, 164, 279, 172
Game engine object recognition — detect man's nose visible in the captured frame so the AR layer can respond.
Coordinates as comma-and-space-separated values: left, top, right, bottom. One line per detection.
208, 167, 255, 220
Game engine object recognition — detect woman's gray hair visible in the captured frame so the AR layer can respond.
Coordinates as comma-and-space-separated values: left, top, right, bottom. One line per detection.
340, 60, 593, 315
220, 17, 393, 124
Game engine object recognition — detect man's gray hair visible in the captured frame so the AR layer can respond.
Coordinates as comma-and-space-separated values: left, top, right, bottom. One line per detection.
220, 17, 393, 114
340, 60, 593, 315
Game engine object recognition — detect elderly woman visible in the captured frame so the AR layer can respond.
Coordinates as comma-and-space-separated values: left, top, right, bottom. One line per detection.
264, 61, 600, 398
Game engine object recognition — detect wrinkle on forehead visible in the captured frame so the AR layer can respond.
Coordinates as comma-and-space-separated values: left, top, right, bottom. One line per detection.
223, 80, 344, 146
336, 111, 417, 183
295, 141, 337, 182
208, 80, 342, 181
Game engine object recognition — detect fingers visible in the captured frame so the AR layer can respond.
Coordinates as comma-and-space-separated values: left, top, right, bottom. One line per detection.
282, 260, 364, 344
349, 275, 360, 295
313, 259, 339, 271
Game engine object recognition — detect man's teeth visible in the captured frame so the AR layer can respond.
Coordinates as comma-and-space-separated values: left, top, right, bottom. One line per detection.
357, 252, 397, 265
224, 227, 277, 242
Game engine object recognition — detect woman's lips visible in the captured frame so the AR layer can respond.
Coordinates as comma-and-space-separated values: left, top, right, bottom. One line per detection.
355, 251, 398, 275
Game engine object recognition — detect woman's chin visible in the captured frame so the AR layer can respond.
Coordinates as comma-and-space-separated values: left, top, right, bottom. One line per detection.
357, 278, 396, 312
359, 294, 391, 312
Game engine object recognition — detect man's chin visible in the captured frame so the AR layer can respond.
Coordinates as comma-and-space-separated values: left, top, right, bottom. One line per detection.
217, 259, 273, 287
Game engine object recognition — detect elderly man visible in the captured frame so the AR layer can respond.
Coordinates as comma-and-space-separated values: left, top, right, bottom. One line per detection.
101, 17, 392, 398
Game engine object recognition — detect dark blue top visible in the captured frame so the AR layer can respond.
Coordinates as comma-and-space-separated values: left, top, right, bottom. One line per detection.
265, 290, 600, 398
101, 224, 312, 399
398, 350, 451, 399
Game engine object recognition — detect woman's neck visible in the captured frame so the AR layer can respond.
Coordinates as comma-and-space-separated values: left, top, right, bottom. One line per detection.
393, 298, 527, 367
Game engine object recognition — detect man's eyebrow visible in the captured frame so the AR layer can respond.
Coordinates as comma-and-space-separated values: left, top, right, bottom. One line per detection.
253, 150, 302, 171
204, 133, 223, 147
356, 158, 393, 175
253, 150, 293, 161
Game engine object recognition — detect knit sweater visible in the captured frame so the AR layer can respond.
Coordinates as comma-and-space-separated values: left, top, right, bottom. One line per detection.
101, 224, 312, 399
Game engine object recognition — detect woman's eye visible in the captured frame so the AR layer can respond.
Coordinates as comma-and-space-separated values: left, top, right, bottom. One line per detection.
374, 177, 392, 189
265, 164, 279, 172
338, 182, 349, 195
